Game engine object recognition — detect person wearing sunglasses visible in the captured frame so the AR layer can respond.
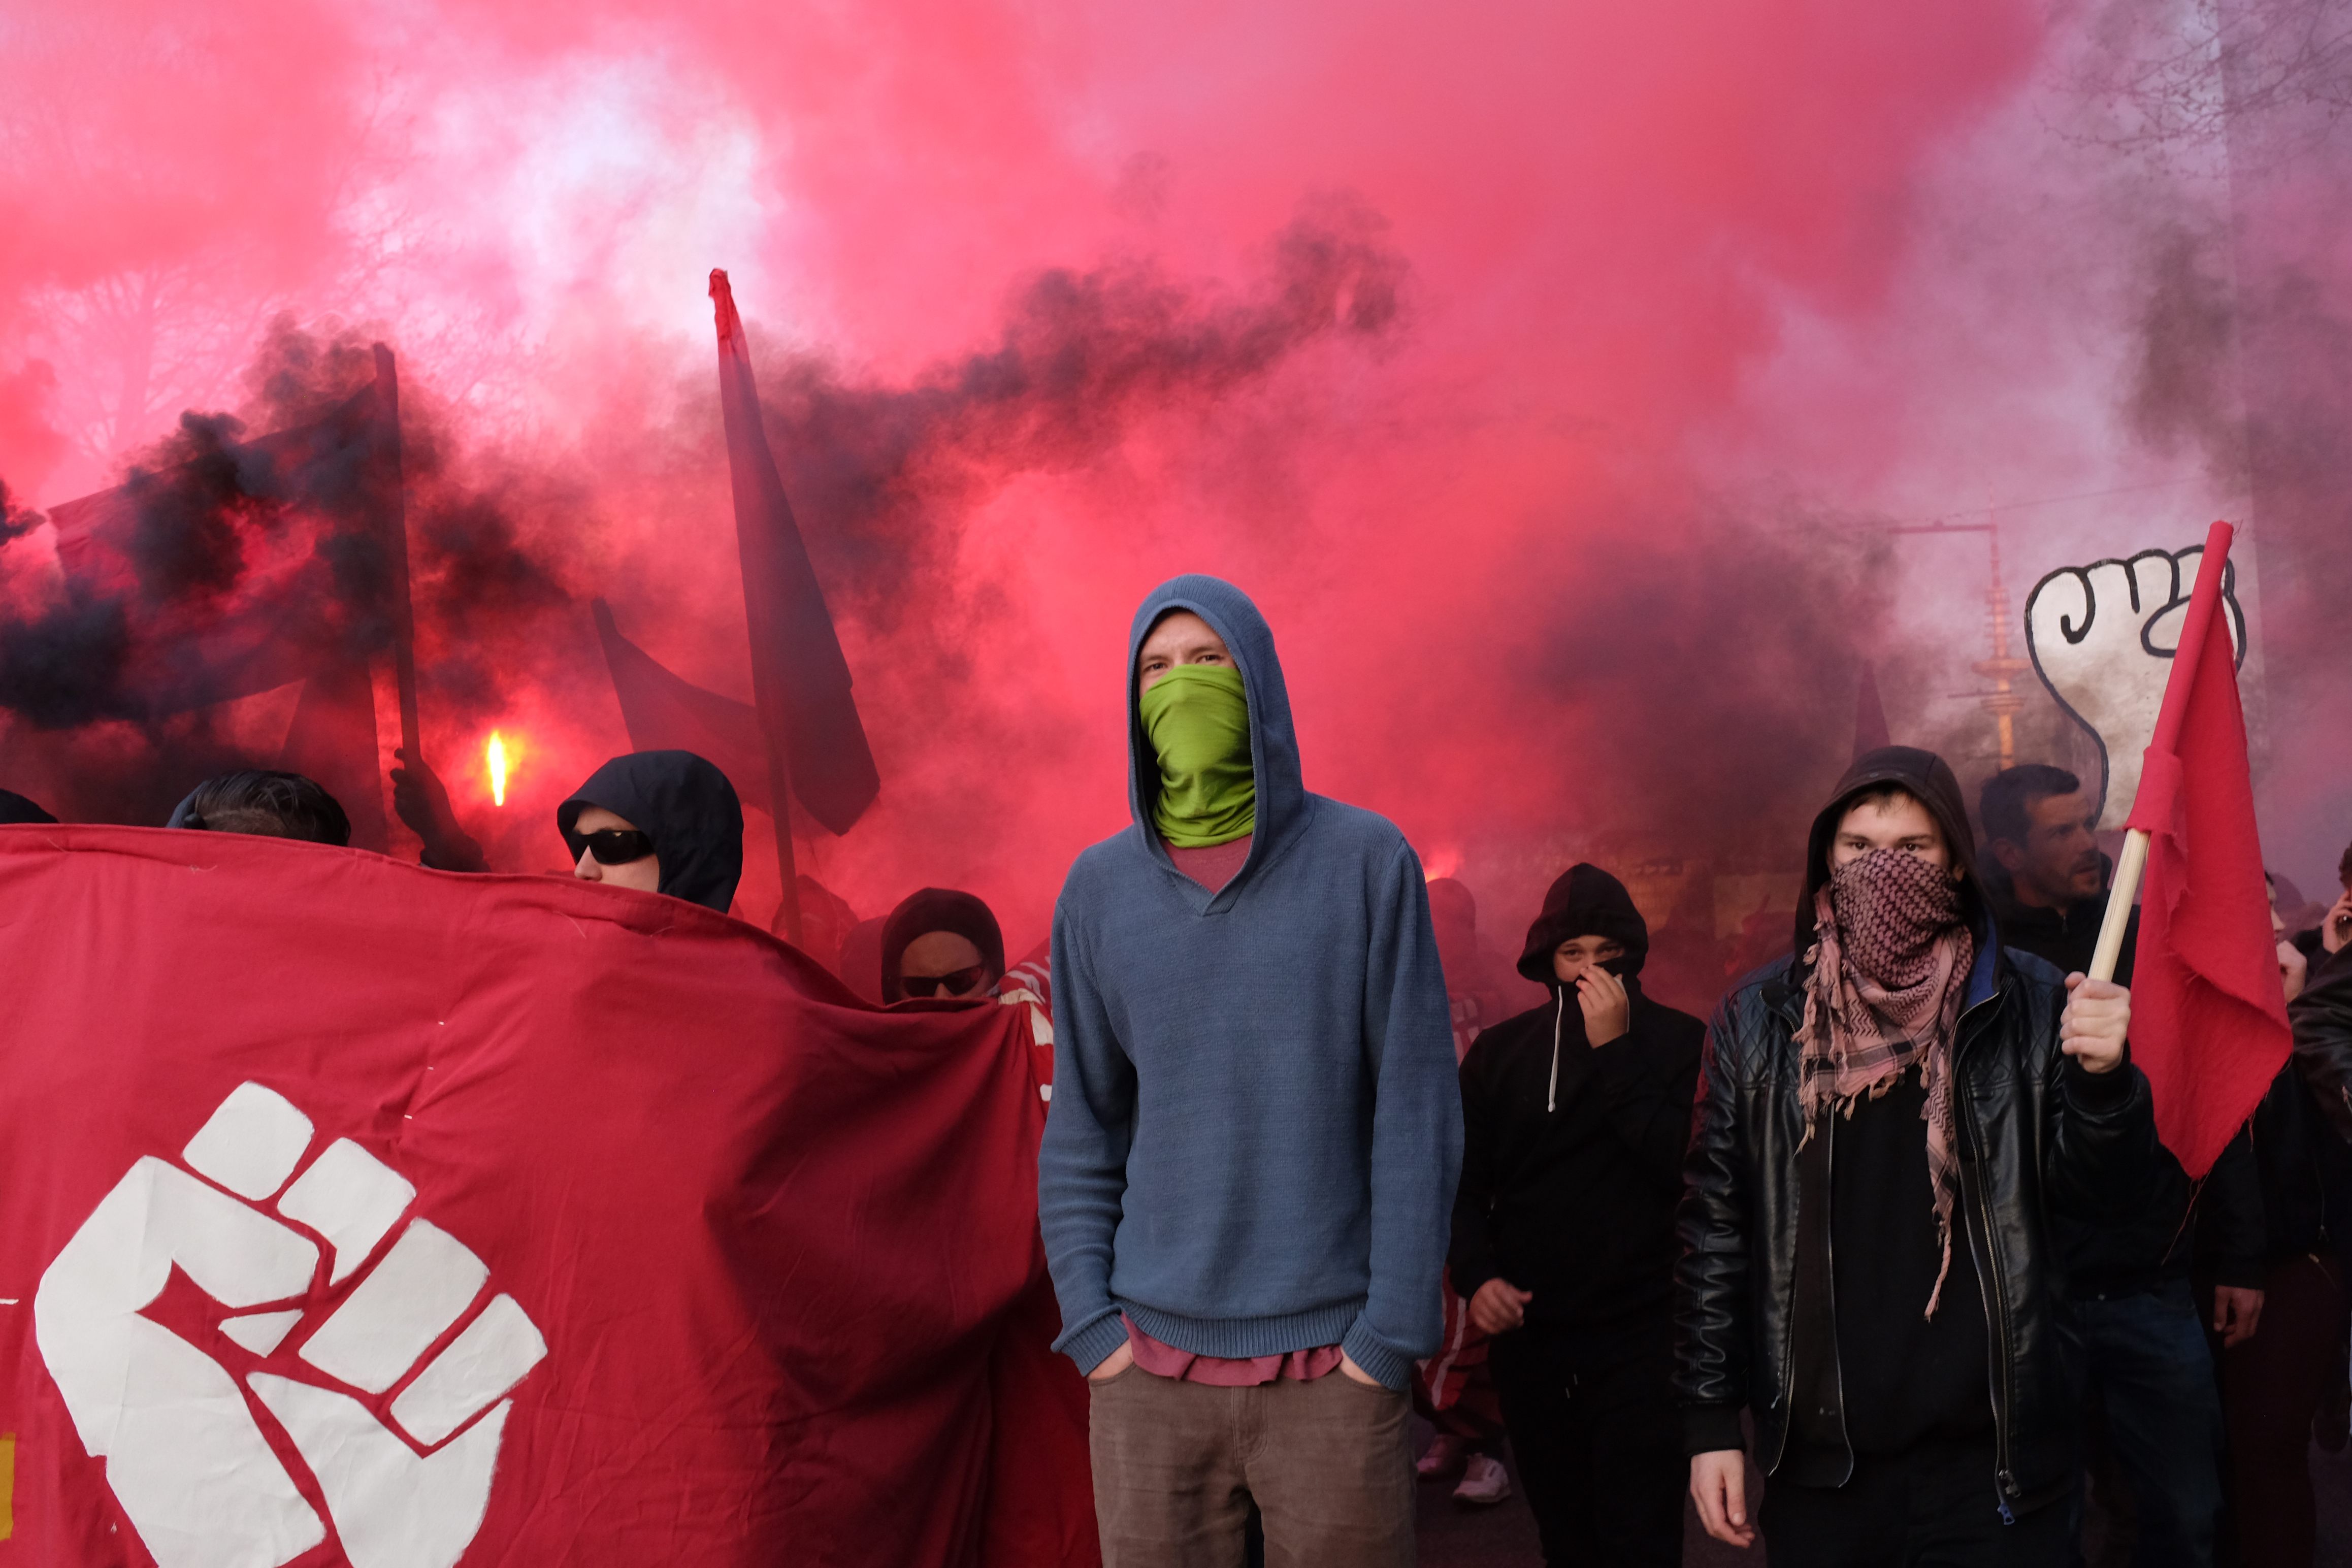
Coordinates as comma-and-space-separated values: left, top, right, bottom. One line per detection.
878, 888, 1008, 1003
556, 751, 744, 913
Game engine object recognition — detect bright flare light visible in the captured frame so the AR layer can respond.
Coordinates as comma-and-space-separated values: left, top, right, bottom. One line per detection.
487, 732, 509, 807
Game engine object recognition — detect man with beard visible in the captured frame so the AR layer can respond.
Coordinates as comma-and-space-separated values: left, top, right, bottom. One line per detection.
1450, 862, 1706, 1564
1980, 763, 2262, 1568
1040, 575, 1460, 1568
1681, 746, 2150, 1563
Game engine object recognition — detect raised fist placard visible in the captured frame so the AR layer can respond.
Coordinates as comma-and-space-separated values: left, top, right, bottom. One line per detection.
2024, 543, 2246, 827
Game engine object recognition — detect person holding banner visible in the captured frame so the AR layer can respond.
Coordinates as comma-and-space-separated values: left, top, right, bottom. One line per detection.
558, 750, 745, 912
1680, 745, 2152, 1562
1041, 575, 1460, 1568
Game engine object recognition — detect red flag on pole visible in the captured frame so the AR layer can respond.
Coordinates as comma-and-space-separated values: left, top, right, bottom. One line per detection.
2099, 521, 2291, 1177
0, 826, 1092, 1566
709, 271, 880, 942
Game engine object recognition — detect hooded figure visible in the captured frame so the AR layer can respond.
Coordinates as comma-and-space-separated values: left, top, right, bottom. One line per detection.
879, 888, 1007, 1002
0, 788, 57, 825
557, 751, 744, 913
1038, 574, 1461, 1563
1448, 863, 1707, 1564
1676, 745, 2153, 1555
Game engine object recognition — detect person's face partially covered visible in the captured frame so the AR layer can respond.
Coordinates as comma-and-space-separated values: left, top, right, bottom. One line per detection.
571, 805, 662, 894
1136, 610, 1233, 698
1830, 792, 1954, 877
898, 930, 993, 999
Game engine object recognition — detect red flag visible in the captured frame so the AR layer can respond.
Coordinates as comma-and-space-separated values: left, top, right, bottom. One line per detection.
709, 270, 880, 839
2120, 521, 2292, 1177
0, 826, 1093, 1566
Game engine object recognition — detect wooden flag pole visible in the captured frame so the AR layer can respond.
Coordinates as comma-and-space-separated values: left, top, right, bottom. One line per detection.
2087, 830, 2149, 982
2084, 521, 2236, 983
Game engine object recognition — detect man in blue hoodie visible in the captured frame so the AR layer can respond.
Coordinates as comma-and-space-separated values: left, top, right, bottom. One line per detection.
1040, 575, 1462, 1568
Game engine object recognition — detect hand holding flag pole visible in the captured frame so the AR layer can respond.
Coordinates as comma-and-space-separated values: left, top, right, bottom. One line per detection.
2083, 520, 2291, 1175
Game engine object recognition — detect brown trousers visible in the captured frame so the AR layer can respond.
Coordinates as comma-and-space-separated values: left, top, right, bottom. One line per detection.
1087, 1364, 1416, 1568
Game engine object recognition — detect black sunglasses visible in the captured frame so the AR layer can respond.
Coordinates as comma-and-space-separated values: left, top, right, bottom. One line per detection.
900, 965, 990, 999
569, 828, 655, 866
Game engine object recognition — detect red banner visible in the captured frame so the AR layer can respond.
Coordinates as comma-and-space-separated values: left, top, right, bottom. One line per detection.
0, 825, 1092, 1566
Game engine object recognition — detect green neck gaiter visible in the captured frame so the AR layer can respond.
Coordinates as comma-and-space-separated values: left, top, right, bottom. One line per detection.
1139, 664, 1255, 848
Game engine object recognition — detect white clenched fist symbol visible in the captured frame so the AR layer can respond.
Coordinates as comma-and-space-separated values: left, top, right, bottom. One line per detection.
35, 1084, 547, 1568
2023, 543, 2246, 826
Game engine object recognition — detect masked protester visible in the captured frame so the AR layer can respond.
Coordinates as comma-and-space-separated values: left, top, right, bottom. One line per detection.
168, 771, 352, 845
1040, 576, 1460, 1568
1679, 746, 2151, 1564
0, 788, 57, 825
1447, 863, 1705, 1565
556, 752, 743, 913
1981, 763, 2261, 1568
881, 888, 1008, 1002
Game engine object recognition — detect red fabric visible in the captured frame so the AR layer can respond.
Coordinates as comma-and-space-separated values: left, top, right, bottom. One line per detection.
1414, 1270, 1494, 1416
1165, 835, 1252, 893
2121, 522, 2293, 1177
1122, 1318, 1345, 1385
0, 826, 1095, 1567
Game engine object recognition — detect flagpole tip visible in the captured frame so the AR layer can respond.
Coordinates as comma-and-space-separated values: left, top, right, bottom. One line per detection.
709, 270, 741, 344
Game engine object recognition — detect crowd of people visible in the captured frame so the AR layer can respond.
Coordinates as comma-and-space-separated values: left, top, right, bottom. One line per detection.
7, 570, 2352, 1568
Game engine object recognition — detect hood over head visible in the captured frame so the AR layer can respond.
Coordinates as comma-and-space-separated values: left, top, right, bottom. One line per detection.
0, 788, 56, 825
1124, 576, 1304, 881
1798, 744, 1979, 957
879, 887, 1007, 1002
1518, 863, 1650, 984
558, 750, 744, 912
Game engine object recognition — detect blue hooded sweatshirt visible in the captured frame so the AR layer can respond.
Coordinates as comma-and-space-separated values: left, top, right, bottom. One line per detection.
1038, 575, 1463, 1390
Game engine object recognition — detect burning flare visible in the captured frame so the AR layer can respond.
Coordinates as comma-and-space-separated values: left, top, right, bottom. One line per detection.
487, 732, 509, 807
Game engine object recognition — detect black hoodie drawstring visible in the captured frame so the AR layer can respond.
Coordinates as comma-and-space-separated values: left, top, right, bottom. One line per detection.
1548, 984, 1564, 1114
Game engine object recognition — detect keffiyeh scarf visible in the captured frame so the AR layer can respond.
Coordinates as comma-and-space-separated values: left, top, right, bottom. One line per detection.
1796, 847, 1976, 1317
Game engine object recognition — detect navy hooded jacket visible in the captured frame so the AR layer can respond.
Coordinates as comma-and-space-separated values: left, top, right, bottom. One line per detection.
1038, 575, 1463, 1390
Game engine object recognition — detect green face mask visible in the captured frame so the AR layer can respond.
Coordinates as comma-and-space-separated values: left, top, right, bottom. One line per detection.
1138, 664, 1255, 848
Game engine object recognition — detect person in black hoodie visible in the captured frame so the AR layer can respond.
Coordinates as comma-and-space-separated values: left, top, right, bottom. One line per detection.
1678, 746, 2150, 1565
1980, 763, 2262, 1568
557, 751, 744, 912
1449, 863, 1706, 1566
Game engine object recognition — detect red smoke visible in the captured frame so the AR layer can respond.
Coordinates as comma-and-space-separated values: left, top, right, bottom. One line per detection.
4, 0, 2345, 990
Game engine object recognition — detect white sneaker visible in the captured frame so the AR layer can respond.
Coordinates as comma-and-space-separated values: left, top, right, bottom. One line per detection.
1452, 1453, 1512, 1507
1416, 1433, 1465, 1480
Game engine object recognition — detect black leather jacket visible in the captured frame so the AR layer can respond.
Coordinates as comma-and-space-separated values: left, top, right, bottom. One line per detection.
1673, 944, 2156, 1513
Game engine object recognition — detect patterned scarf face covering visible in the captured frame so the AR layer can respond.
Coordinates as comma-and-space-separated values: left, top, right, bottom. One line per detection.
1796, 846, 1976, 1316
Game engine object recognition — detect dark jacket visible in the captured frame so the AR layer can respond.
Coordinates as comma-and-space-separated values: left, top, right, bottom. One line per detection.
1985, 863, 2264, 1294
1674, 747, 2158, 1513
2289, 944, 2352, 1146
1451, 863, 1705, 1344
558, 750, 745, 912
